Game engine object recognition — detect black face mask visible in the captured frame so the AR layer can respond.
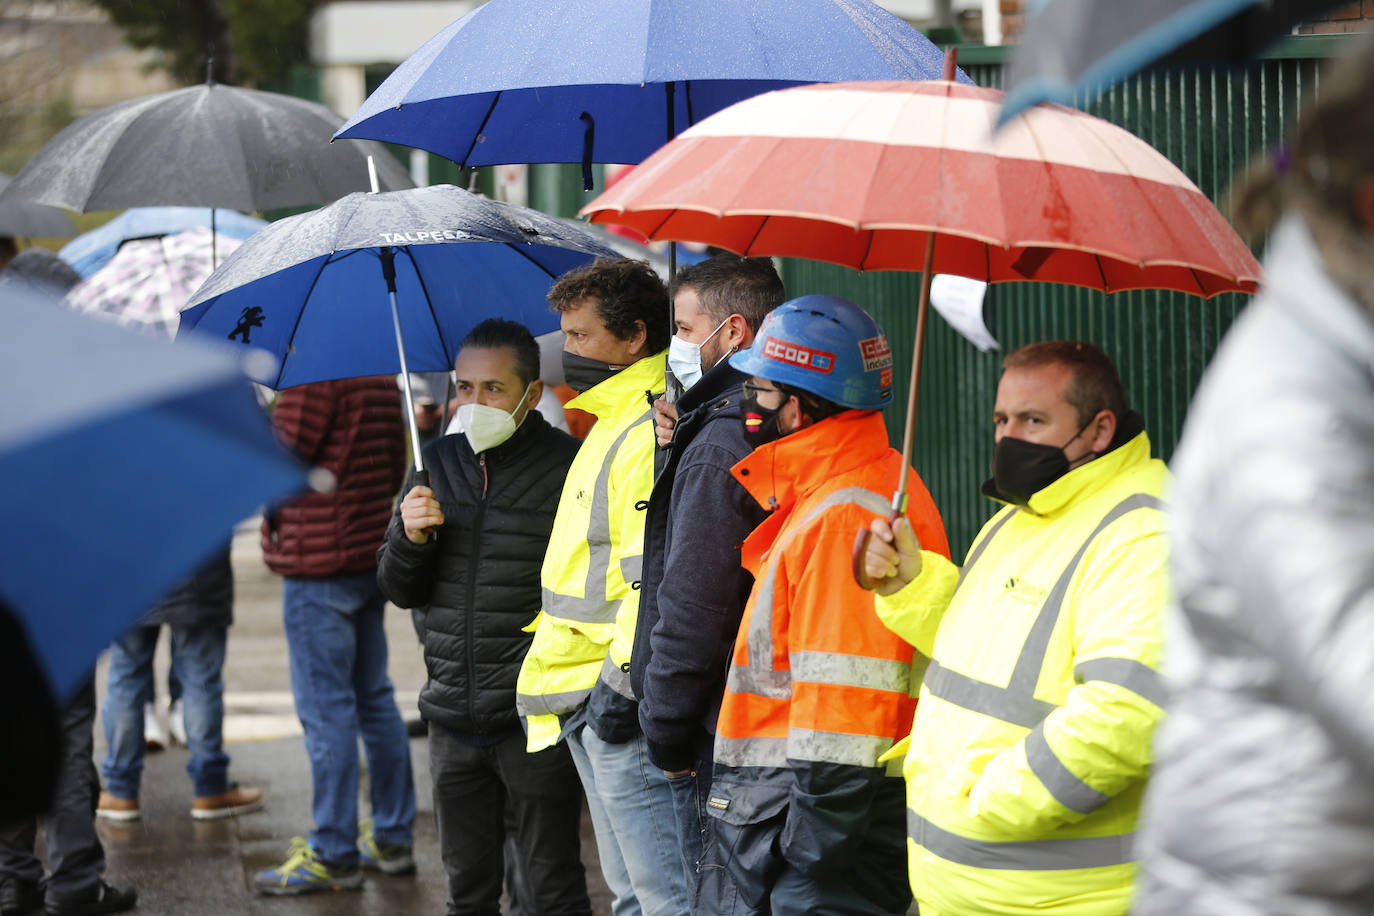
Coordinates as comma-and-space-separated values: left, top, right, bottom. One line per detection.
739, 385, 786, 449
988, 418, 1096, 506
562, 350, 624, 393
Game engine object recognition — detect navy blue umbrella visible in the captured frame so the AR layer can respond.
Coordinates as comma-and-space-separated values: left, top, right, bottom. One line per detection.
1001, 0, 1349, 123
0, 285, 307, 703
334, 0, 964, 187
180, 184, 620, 476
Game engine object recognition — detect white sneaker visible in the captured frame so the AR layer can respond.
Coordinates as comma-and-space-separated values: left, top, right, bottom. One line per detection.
144, 702, 168, 751
168, 698, 187, 747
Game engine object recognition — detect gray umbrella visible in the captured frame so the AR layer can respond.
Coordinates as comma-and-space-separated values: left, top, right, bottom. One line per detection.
0, 174, 75, 238
0, 79, 413, 213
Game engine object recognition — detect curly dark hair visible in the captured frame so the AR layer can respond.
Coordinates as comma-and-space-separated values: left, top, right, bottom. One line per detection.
548, 258, 670, 353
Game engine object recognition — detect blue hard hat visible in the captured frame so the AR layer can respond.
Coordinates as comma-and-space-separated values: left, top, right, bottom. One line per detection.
729, 295, 894, 410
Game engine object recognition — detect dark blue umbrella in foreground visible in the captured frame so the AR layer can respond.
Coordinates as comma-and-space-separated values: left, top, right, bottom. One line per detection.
0, 285, 307, 704
180, 183, 620, 479
1001, 0, 1349, 123
334, 0, 965, 188
60, 207, 268, 278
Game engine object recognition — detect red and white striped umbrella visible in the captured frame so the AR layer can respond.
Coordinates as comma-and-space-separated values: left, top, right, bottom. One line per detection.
583, 78, 1261, 297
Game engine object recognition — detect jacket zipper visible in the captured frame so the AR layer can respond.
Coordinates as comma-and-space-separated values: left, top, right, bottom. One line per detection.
465, 453, 489, 730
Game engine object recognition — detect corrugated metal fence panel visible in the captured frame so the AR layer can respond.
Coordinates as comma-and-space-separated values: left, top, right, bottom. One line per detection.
778, 45, 1334, 556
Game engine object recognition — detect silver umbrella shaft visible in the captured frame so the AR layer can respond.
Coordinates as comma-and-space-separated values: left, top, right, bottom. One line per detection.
389, 286, 425, 474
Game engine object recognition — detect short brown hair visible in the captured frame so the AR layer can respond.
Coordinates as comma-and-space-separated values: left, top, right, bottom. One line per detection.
670, 253, 785, 333
548, 258, 670, 353
1002, 340, 1127, 426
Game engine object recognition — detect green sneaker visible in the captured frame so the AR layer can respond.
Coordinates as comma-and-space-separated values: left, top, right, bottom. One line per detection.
253, 837, 363, 895
358, 818, 416, 875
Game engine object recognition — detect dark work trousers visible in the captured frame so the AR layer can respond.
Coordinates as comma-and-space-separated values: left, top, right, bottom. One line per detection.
0, 680, 106, 906
430, 724, 591, 916
695, 776, 911, 916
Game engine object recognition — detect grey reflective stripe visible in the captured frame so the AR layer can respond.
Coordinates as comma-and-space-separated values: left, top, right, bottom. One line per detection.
1074, 657, 1168, 709
790, 650, 911, 693
1024, 722, 1112, 814
909, 651, 931, 697
923, 661, 1056, 728
619, 554, 643, 583
545, 409, 652, 625
541, 586, 612, 624
516, 687, 592, 718
958, 508, 1019, 584
598, 653, 635, 700
715, 734, 787, 768
715, 729, 893, 769
924, 493, 1166, 727
738, 486, 893, 700
908, 811, 1134, 871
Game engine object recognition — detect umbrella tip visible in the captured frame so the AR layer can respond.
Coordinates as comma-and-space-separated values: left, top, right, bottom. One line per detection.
367, 155, 381, 194
206, 57, 215, 86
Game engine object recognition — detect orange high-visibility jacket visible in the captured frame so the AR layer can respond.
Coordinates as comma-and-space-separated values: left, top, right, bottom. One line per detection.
709, 409, 950, 869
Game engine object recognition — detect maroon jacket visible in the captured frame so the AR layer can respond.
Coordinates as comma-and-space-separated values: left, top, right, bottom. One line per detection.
262, 377, 406, 579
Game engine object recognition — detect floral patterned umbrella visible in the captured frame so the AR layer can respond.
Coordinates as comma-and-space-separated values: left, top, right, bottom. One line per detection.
64, 227, 241, 339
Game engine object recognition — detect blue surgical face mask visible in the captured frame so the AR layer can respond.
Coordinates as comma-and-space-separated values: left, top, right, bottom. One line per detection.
666, 317, 730, 391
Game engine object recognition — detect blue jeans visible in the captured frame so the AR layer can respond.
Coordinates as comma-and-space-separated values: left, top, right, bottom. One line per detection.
567, 726, 691, 916
101, 624, 230, 798
667, 762, 714, 906
282, 573, 416, 866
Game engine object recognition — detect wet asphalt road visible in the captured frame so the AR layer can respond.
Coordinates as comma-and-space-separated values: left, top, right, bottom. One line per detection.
80, 522, 614, 915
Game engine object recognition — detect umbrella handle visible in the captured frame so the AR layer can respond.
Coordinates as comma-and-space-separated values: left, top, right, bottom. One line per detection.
414, 469, 429, 488
851, 508, 903, 591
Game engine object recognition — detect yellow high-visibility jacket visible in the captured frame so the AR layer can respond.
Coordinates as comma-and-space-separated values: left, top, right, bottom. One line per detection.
515, 352, 664, 752
876, 431, 1169, 915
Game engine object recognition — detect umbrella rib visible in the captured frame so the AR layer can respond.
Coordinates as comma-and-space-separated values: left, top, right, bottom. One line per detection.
276, 252, 341, 388
400, 246, 453, 363
1095, 254, 1109, 293
743, 216, 770, 257
859, 228, 875, 271
460, 92, 503, 169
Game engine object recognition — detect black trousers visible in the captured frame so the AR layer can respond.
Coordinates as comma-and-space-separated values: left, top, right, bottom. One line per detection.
430, 724, 591, 916
0, 680, 105, 905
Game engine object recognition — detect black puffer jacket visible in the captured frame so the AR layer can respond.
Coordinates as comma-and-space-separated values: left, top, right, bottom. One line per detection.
376, 411, 579, 736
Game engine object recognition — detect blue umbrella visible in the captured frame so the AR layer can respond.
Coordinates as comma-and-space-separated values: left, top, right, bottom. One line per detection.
60, 207, 268, 278
180, 183, 621, 476
0, 284, 307, 703
334, 0, 965, 187
1000, 0, 1349, 123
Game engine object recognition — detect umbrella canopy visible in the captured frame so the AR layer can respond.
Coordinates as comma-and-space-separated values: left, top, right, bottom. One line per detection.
60, 207, 266, 278
183, 184, 622, 386
180, 184, 622, 472
0, 81, 413, 213
0, 173, 75, 238
65, 227, 241, 339
583, 70, 1262, 545
0, 285, 307, 703
583, 79, 1262, 296
1001, 0, 1351, 123
334, 0, 964, 174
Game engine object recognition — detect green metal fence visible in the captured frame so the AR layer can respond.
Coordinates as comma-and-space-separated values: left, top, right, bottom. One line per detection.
776, 35, 1349, 554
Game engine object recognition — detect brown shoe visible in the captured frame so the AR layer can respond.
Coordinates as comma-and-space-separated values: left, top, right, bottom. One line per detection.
191, 784, 264, 821
95, 792, 141, 822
